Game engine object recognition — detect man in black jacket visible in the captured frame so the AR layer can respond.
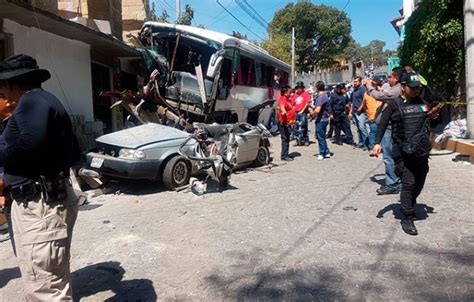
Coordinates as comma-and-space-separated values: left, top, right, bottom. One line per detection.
0, 54, 81, 300
329, 83, 353, 145
373, 72, 437, 236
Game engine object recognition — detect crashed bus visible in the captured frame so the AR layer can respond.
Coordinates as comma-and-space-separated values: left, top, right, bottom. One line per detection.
133, 22, 290, 127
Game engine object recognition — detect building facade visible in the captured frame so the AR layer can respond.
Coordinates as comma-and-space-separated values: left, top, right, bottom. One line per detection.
1, 0, 144, 149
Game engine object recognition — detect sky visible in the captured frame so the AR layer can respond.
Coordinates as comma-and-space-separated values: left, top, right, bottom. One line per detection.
153, 0, 402, 50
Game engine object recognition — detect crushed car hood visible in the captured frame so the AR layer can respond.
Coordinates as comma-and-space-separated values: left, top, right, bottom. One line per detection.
96, 123, 189, 149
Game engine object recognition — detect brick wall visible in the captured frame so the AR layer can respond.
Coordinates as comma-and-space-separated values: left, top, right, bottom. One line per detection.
122, 0, 150, 42
57, 0, 123, 40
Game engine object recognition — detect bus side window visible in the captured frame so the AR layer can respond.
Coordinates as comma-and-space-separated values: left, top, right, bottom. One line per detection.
266, 66, 274, 87
255, 62, 263, 87
218, 58, 232, 100
238, 56, 256, 86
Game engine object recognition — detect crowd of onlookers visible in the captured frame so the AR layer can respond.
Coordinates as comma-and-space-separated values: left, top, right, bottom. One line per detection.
277, 68, 410, 196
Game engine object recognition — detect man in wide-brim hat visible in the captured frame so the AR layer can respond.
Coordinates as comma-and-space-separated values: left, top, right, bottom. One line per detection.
0, 54, 81, 300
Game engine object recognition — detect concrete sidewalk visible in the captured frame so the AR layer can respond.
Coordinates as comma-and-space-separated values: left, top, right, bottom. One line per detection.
0, 129, 473, 301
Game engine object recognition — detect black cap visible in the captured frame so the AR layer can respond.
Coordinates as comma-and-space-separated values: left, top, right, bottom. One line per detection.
295, 81, 305, 88
335, 82, 346, 89
400, 72, 421, 88
0, 54, 51, 83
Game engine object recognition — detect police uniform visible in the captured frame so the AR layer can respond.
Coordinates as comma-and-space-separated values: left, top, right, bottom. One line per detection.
329, 88, 353, 145
0, 54, 81, 300
375, 73, 431, 235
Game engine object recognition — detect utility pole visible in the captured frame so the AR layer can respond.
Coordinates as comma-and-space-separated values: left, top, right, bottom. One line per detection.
291, 27, 295, 87
465, 0, 474, 138
176, 0, 180, 20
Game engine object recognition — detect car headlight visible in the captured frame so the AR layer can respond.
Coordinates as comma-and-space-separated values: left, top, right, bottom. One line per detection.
119, 148, 146, 159
134, 150, 146, 159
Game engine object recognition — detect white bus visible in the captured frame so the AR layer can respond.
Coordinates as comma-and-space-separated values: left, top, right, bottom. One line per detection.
137, 22, 290, 127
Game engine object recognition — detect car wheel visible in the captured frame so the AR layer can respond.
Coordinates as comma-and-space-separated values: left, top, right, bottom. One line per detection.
163, 156, 191, 190
253, 146, 270, 166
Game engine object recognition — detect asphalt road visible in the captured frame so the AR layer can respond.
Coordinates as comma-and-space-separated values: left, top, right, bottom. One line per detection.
0, 127, 473, 301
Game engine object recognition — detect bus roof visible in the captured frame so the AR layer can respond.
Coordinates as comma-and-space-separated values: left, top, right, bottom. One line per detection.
142, 22, 290, 72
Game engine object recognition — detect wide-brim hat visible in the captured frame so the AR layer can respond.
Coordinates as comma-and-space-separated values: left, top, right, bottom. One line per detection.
0, 54, 50, 83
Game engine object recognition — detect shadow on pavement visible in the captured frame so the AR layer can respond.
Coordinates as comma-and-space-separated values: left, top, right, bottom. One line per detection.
101, 180, 167, 197
206, 264, 348, 301
376, 203, 435, 220
289, 151, 302, 158
359, 235, 474, 301
72, 261, 157, 301
0, 266, 21, 288
369, 173, 386, 186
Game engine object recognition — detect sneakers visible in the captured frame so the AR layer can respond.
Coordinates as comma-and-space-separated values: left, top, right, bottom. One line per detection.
324, 153, 331, 159
317, 155, 324, 160
281, 157, 294, 161
376, 185, 400, 195
400, 218, 418, 235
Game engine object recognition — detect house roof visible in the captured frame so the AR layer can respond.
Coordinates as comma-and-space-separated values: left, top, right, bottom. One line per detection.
1, 0, 139, 59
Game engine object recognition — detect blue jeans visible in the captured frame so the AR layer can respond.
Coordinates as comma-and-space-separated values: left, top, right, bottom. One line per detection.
353, 112, 368, 146
295, 113, 309, 142
368, 121, 377, 149
381, 128, 400, 188
316, 120, 330, 156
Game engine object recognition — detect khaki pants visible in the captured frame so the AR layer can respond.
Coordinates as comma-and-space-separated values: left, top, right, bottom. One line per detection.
11, 185, 78, 301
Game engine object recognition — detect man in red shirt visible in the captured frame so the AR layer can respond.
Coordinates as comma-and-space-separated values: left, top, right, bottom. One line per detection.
278, 86, 295, 161
291, 81, 311, 146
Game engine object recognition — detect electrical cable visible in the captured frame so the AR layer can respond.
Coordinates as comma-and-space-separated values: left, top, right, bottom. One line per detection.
234, 0, 267, 30
216, 0, 266, 41
241, 0, 268, 27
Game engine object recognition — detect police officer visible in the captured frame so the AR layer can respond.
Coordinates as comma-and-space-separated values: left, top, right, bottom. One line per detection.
0, 54, 81, 299
373, 72, 437, 236
329, 83, 353, 145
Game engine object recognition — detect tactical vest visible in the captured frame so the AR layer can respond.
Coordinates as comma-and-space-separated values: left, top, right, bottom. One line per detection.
331, 94, 346, 114
394, 99, 432, 158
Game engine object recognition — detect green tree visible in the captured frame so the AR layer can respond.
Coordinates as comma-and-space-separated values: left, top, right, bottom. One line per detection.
150, 3, 195, 26
343, 39, 397, 67
176, 4, 194, 26
262, 34, 291, 64
264, 2, 352, 71
399, 0, 463, 100
151, 2, 170, 23
231, 31, 248, 40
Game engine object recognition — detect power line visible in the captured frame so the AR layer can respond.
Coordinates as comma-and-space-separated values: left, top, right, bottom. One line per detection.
241, 0, 268, 27
234, 0, 268, 30
215, 0, 266, 40
208, 4, 239, 26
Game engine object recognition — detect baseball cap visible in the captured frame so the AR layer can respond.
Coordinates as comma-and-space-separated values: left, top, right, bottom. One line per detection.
400, 72, 422, 88
295, 81, 305, 88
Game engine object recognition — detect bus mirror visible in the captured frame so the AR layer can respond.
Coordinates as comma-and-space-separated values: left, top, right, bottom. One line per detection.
210, 49, 226, 66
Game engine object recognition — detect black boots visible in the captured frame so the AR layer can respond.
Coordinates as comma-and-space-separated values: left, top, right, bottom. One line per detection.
376, 185, 401, 195
401, 217, 418, 236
